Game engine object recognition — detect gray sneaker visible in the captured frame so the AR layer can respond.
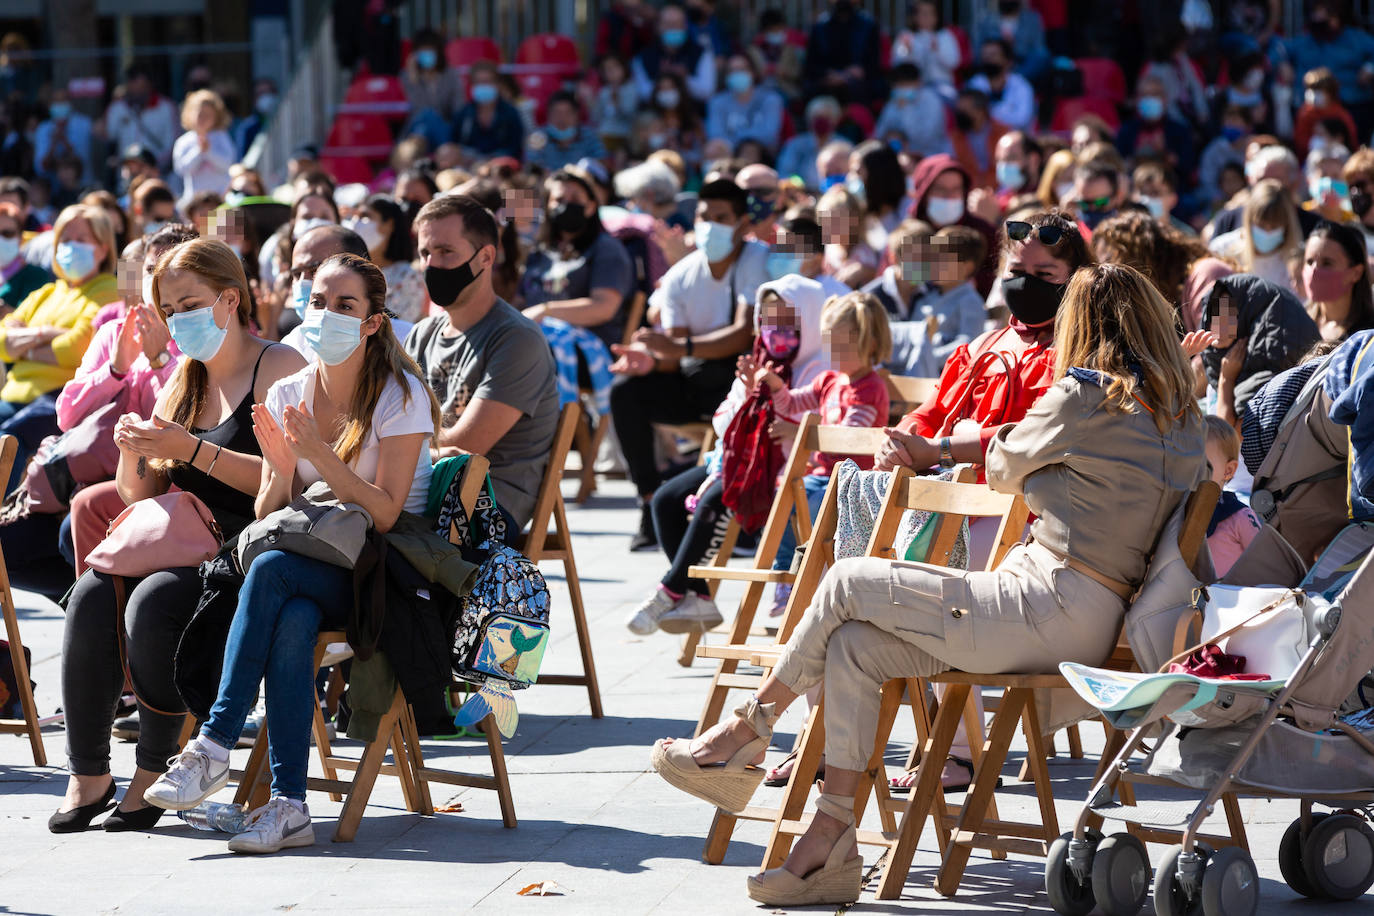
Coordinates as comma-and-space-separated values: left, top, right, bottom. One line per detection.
658, 593, 724, 634
227, 797, 315, 854
625, 588, 679, 635
143, 745, 230, 811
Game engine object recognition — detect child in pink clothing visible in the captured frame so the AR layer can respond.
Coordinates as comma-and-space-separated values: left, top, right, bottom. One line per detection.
738, 291, 893, 599
1205, 415, 1262, 576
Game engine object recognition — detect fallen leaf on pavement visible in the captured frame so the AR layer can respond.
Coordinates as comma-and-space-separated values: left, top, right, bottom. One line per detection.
516, 881, 564, 897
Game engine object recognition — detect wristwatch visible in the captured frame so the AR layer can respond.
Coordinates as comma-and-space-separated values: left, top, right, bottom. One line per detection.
938, 436, 955, 468
150, 350, 170, 370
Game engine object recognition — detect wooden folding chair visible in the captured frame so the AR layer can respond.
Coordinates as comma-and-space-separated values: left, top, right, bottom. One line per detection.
0, 436, 45, 766
518, 402, 603, 718
872, 482, 1243, 900
232, 455, 517, 838
758, 468, 1029, 874
881, 371, 938, 424
685, 418, 891, 729
574, 290, 647, 503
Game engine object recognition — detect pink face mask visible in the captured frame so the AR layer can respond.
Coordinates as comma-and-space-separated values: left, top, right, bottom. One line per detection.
761, 325, 800, 359
1305, 264, 1350, 302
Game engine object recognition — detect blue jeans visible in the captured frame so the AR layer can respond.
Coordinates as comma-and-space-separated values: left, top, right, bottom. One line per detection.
772, 474, 830, 572
202, 551, 349, 800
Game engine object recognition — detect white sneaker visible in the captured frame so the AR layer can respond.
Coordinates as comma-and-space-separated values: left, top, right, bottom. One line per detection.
143, 744, 230, 811
227, 797, 315, 854
625, 589, 679, 635
659, 593, 724, 634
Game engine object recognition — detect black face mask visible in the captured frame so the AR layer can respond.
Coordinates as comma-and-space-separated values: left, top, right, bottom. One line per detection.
1002, 272, 1066, 326
999, 0, 1021, 14
1351, 188, 1373, 218
425, 249, 485, 308
550, 203, 588, 237
979, 62, 1005, 79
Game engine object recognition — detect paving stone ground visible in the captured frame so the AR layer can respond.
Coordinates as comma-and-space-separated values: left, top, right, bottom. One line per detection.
1, 477, 1368, 914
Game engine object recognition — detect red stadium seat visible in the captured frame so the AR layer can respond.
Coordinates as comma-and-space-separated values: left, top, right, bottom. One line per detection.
948, 25, 973, 69
515, 33, 581, 74
1051, 95, 1121, 133
338, 74, 410, 118
1076, 57, 1127, 102
446, 37, 502, 70
322, 114, 395, 161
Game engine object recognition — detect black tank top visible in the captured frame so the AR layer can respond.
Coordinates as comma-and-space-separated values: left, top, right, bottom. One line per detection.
167, 345, 275, 539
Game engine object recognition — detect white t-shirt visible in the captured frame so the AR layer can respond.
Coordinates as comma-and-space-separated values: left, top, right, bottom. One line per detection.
266, 365, 435, 514
815, 272, 851, 300
651, 241, 770, 335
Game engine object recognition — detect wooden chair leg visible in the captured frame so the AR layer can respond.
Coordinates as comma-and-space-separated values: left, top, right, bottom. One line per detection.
762, 702, 826, 869
933, 687, 1026, 898
399, 705, 434, 816
311, 700, 343, 803
333, 691, 405, 842
960, 687, 1007, 862
390, 719, 420, 813
576, 408, 608, 504
1067, 722, 1084, 759
1018, 689, 1061, 841
876, 682, 969, 900
1222, 792, 1249, 851
555, 499, 603, 718
854, 680, 905, 834
677, 631, 702, 668
482, 712, 517, 828
0, 550, 45, 766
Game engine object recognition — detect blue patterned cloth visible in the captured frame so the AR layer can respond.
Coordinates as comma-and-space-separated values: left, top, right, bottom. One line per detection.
538, 317, 613, 415
1240, 360, 1323, 476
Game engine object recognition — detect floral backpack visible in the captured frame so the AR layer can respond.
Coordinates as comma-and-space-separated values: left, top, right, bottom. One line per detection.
433, 456, 551, 738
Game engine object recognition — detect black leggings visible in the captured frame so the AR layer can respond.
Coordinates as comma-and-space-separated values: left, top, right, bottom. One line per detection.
652, 464, 732, 596
609, 371, 730, 498
62, 567, 200, 776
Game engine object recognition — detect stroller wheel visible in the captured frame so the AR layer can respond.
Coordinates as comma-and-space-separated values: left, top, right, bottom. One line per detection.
1152, 843, 1212, 916
1046, 831, 1097, 916
1301, 813, 1374, 901
1092, 832, 1150, 916
1278, 814, 1329, 898
1200, 846, 1259, 916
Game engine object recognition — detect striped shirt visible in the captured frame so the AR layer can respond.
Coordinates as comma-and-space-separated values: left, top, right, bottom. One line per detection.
770, 369, 890, 476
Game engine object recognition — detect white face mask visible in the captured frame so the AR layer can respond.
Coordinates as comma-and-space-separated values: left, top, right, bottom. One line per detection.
142, 273, 156, 307
293, 217, 334, 241
346, 217, 384, 251
925, 195, 965, 227
1250, 224, 1285, 255
0, 233, 19, 266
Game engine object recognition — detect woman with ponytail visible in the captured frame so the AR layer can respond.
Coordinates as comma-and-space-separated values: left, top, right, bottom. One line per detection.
143, 253, 440, 854
52, 237, 304, 835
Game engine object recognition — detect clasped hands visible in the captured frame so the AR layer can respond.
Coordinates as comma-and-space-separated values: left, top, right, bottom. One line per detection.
251, 401, 329, 479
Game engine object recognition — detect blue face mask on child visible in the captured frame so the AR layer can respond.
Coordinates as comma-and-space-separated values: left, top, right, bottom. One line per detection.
168, 293, 229, 362
767, 251, 805, 280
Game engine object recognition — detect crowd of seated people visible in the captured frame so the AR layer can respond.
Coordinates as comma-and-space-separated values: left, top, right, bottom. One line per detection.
3, 3, 1374, 899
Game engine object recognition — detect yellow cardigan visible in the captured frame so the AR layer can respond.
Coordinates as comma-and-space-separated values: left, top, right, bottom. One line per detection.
0, 273, 118, 404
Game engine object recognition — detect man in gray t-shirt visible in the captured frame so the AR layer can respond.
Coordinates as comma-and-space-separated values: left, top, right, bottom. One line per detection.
406, 195, 559, 531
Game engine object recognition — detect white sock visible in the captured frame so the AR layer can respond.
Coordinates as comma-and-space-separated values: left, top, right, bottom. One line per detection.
276, 796, 307, 815
190, 735, 230, 763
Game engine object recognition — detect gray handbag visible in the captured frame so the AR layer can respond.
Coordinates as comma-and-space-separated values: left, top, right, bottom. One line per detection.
237, 481, 374, 571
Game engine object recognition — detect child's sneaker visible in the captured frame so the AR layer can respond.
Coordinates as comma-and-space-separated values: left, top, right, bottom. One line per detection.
625, 588, 678, 635
227, 797, 315, 854
658, 593, 724, 634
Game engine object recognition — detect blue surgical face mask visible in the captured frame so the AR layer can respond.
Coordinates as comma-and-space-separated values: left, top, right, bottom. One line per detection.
892, 86, 919, 103
471, 84, 499, 105
726, 71, 753, 94
168, 293, 229, 362
662, 28, 687, 49
1250, 224, 1285, 254
995, 160, 1024, 192
845, 176, 867, 207
56, 240, 98, 282
1137, 95, 1165, 121
1137, 195, 1167, 219
546, 124, 577, 143
291, 277, 312, 320
50, 102, 72, 121
301, 307, 365, 366
821, 174, 845, 192
766, 251, 805, 280
695, 220, 737, 263
415, 48, 439, 70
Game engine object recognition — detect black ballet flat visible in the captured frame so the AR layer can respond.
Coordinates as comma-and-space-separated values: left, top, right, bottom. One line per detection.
48, 780, 116, 833
102, 803, 166, 832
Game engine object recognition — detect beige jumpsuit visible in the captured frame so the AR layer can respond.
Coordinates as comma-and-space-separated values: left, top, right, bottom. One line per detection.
772, 376, 1207, 770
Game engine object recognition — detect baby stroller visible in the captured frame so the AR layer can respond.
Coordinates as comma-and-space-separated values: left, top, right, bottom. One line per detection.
1045, 526, 1374, 916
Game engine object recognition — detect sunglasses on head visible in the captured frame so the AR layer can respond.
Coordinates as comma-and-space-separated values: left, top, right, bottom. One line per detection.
1005, 221, 1069, 246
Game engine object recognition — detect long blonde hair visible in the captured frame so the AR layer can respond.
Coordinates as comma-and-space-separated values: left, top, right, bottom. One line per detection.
1240, 178, 1302, 271
149, 238, 253, 470
316, 254, 440, 465
1053, 263, 1199, 434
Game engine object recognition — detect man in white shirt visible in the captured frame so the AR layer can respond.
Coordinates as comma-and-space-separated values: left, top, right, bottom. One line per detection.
104, 65, 178, 172
609, 179, 769, 549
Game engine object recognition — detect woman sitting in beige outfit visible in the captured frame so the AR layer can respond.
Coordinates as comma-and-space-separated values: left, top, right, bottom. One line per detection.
651, 262, 1207, 907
